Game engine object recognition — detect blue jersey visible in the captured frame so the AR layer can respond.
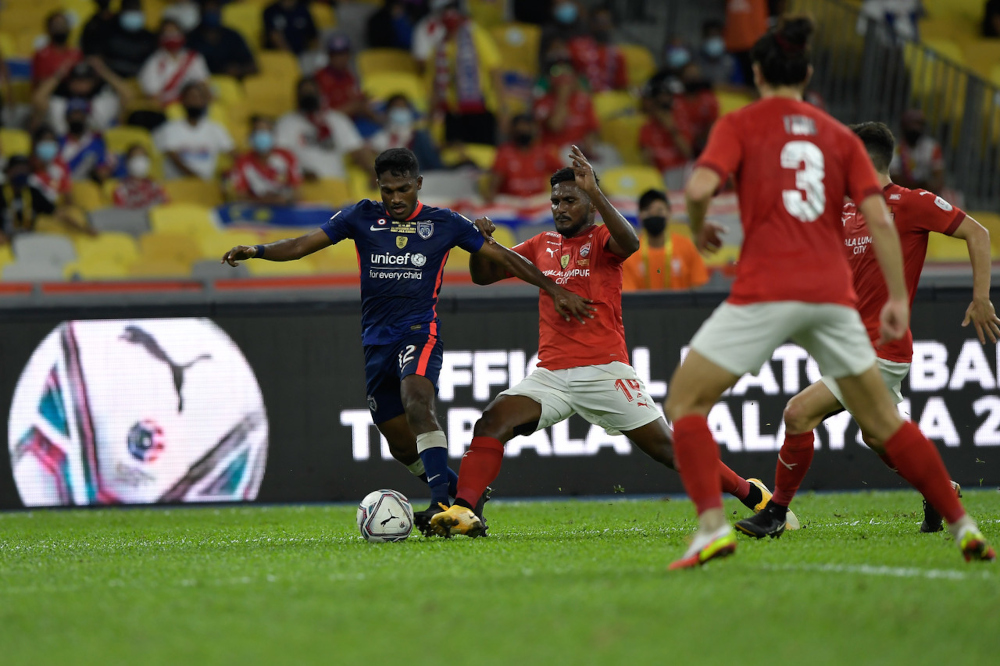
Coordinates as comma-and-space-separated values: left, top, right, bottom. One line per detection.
321, 200, 485, 345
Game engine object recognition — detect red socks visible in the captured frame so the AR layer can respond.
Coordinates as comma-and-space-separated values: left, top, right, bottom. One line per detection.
672, 415, 724, 514
773, 431, 815, 507
455, 436, 505, 507
883, 421, 964, 524
718, 462, 750, 500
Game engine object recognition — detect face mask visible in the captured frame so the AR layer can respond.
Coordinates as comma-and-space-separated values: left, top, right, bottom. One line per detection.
127, 154, 151, 178
388, 107, 412, 127
513, 132, 533, 147
554, 3, 578, 24
641, 215, 667, 236
36, 141, 59, 163
185, 105, 207, 122
119, 11, 146, 32
667, 47, 690, 70
703, 36, 725, 59
251, 130, 274, 153
68, 119, 87, 135
50, 31, 70, 46
161, 35, 185, 52
299, 94, 321, 113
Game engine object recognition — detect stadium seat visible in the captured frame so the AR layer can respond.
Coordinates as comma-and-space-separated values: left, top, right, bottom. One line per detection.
968, 211, 1000, 257
0, 33, 15, 59
926, 233, 969, 262
64, 257, 131, 280
3, 261, 67, 282
467, 0, 506, 28
362, 72, 429, 113
246, 257, 316, 276
490, 23, 542, 77
13, 233, 77, 265
0, 128, 32, 157
0, 244, 13, 273
71, 180, 106, 212
920, 16, 979, 42
715, 90, 755, 116
491, 224, 517, 248
311, 241, 361, 274
593, 91, 639, 122
90, 208, 151, 236
73, 232, 140, 266
162, 178, 225, 207
138, 232, 202, 265
244, 75, 296, 118
924, 0, 987, 24
222, 2, 263, 51
128, 257, 193, 278
599, 115, 645, 165
209, 75, 245, 108
197, 229, 263, 260
440, 144, 496, 170
702, 244, 741, 268
963, 40, 1000, 79
149, 203, 218, 236
258, 51, 301, 82
309, 2, 337, 30
347, 165, 380, 201
444, 246, 472, 273
357, 49, 419, 78
619, 44, 657, 88
300, 178, 352, 207
600, 166, 664, 199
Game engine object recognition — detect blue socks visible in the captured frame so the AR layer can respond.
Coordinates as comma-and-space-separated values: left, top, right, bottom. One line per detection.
419, 446, 451, 506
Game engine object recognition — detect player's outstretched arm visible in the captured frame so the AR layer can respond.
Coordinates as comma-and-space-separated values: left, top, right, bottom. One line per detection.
951, 215, 1000, 343
568, 145, 639, 258
685, 166, 726, 255
221, 228, 332, 266
859, 193, 909, 344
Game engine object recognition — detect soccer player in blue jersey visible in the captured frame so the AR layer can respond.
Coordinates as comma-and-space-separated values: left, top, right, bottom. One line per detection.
222, 148, 594, 533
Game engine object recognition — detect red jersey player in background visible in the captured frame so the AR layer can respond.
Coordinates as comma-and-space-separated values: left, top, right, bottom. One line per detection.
737, 121, 999, 539
427, 147, 797, 536
664, 16, 994, 569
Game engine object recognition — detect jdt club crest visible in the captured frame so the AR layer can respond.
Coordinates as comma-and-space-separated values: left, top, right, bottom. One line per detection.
417, 221, 434, 239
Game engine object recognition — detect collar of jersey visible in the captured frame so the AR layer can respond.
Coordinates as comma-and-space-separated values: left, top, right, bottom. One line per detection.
385, 201, 424, 221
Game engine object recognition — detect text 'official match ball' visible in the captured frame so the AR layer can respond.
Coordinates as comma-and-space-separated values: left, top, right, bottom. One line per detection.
356, 489, 414, 542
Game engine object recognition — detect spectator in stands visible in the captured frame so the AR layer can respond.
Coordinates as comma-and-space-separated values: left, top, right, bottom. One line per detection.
539, 0, 588, 72
572, 5, 628, 93
112, 143, 169, 209
22, 127, 94, 235
314, 34, 381, 134
230, 116, 303, 205
662, 40, 694, 77
101, 0, 159, 79
161, 0, 201, 34
427, 2, 508, 146
890, 108, 946, 194
81, 0, 118, 57
34, 61, 129, 136
367, 0, 417, 50
484, 113, 562, 204
188, 0, 259, 79
695, 19, 742, 87
723, 0, 769, 86
154, 81, 235, 180
367, 94, 443, 171
57, 98, 115, 182
275, 77, 372, 180
139, 19, 211, 108
622, 189, 708, 292
263, 0, 319, 56
413, 0, 458, 73
639, 77, 693, 188
534, 61, 601, 161
32, 12, 83, 89
984, 0, 1000, 38
674, 63, 719, 156
860, 0, 921, 43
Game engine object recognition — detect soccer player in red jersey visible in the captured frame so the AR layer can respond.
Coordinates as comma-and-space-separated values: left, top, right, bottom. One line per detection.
664, 16, 995, 569
426, 146, 796, 536
737, 121, 999, 538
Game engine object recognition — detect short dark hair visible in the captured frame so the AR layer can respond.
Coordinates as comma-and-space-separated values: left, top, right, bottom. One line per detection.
849, 121, 895, 173
701, 19, 724, 36
32, 125, 56, 144
550, 167, 598, 188
374, 148, 420, 179
750, 15, 814, 87
638, 189, 669, 211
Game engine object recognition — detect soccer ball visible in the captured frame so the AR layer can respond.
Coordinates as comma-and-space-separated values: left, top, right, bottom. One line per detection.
356, 489, 414, 542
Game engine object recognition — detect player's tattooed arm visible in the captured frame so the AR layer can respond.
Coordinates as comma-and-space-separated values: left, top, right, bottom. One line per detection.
568, 145, 639, 258
684, 167, 726, 255
951, 214, 1000, 343
221, 228, 332, 265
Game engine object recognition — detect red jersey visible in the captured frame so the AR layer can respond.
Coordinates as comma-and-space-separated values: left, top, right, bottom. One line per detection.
696, 97, 883, 306
230, 149, 302, 199
113, 178, 169, 209
843, 183, 965, 363
674, 90, 719, 141
31, 45, 82, 86
314, 67, 363, 112
512, 225, 629, 371
534, 90, 599, 147
491, 142, 563, 198
28, 160, 72, 204
568, 37, 627, 92
640, 115, 694, 171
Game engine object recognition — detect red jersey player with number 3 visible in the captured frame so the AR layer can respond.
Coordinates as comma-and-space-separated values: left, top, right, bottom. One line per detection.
427, 147, 797, 537
736, 122, 1000, 538
664, 16, 995, 569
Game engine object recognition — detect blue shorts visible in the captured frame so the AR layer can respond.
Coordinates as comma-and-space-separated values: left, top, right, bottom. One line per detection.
363, 332, 444, 424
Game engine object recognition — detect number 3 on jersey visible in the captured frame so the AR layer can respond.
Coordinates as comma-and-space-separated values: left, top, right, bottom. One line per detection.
781, 140, 826, 222
398, 345, 416, 369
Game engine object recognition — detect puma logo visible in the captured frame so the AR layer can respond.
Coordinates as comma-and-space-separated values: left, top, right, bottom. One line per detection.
778, 454, 797, 471
380, 511, 399, 527
120, 325, 212, 413
545, 247, 556, 258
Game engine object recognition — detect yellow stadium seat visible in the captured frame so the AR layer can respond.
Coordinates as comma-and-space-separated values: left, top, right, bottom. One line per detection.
14, 33, 44, 59
64, 257, 131, 280
129, 258, 193, 278
300, 179, 351, 207
311, 241, 361, 274
0, 244, 13, 272
593, 91, 639, 122
198, 229, 264, 260
244, 75, 296, 118
2, 3, 60, 34
715, 90, 755, 116
599, 115, 644, 165
0, 128, 32, 156
444, 246, 471, 273
209, 75, 245, 109
926, 233, 969, 262
222, 2, 262, 52
162, 178, 224, 207
490, 23, 541, 77
262, 227, 313, 244
968, 211, 1000, 257
924, 0, 988, 24
70, 180, 106, 212
467, 0, 506, 29
347, 165, 380, 201
440, 144, 496, 170
362, 72, 429, 113
309, 2, 337, 30
246, 258, 316, 276
357, 49, 419, 78
491, 224, 516, 249
258, 51, 300, 81
619, 44, 657, 88
149, 203, 218, 236
703, 245, 741, 268
0, 33, 16, 59
920, 16, 979, 42
600, 166, 664, 199
138, 232, 203, 264
962, 40, 1000, 79
74, 232, 140, 265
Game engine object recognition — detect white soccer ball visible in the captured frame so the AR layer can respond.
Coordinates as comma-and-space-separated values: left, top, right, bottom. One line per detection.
356, 489, 414, 542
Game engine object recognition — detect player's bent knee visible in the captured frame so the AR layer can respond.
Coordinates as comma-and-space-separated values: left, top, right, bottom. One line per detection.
472, 409, 511, 441
783, 397, 818, 435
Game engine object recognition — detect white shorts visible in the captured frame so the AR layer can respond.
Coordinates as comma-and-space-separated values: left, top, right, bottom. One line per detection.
821, 357, 910, 407
690, 301, 877, 379
498, 361, 661, 436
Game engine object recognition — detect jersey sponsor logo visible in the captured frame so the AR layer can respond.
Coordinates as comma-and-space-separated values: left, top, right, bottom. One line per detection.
370, 217, 391, 231
545, 247, 557, 258
371, 251, 419, 266
396, 236, 408, 249
417, 221, 434, 239
367, 394, 377, 412
782, 115, 817, 136
844, 235, 872, 255
560, 254, 570, 269
580, 242, 591, 258
577, 258, 589, 267
412, 253, 427, 267
934, 196, 953, 211
889, 194, 902, 200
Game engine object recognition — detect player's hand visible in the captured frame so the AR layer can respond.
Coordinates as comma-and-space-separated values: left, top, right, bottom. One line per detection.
568, 145, 600, 197
551, 287, 597, 324
221, 245, 255, 266
474, 216, 497, 244
878, 297, 910, 346
962, 297, 1000, 344
695, 222, 726, 254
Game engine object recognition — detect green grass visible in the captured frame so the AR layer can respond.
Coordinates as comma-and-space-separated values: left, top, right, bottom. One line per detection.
1, 491, 998, 665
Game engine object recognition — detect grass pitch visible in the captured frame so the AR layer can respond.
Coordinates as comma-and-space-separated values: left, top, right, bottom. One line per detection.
1, 491, 998, 666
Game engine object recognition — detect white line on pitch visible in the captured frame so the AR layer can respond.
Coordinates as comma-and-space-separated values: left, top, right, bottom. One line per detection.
762, 562, 995, 581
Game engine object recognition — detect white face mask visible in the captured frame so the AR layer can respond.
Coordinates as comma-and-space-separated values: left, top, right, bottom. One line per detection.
128, 154, 151, 178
